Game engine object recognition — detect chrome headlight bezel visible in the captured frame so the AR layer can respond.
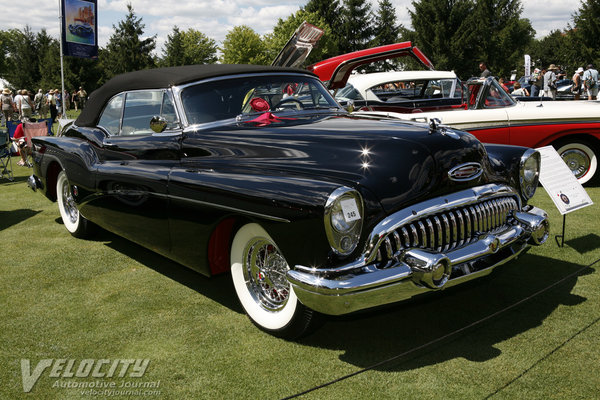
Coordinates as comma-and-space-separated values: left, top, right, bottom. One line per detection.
519, 149, 541, 201
324, 187, 364, 256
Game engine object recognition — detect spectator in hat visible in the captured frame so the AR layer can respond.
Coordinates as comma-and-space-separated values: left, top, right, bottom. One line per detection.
1, 88, 15, 125
572, 67, 584, 100
77, 86, 87, 110
543, 64, 558, 99
530, 67, 544, 97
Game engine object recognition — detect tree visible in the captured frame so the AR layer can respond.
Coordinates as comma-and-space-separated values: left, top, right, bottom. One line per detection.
101, 3, 156, 80
220, 26, 269, 65
304, 0, 342, 55
526, 30, 577, 73
161, 26, 185, 67
263, 10, 337, 65
161, 27, 217, 67
403, 0, 474, 77
339, 0, 374, 53
37, 34, 61, 91
404, 0, 533, 78
462, 0, 534, 78
373, 0, 400, 47
571, 0, 600, 66
1, 27, 39, 90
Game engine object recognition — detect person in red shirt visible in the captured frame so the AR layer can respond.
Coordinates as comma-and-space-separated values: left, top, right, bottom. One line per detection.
12, 122, 28, 166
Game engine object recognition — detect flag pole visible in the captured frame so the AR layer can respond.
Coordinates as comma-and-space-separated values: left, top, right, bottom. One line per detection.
58, 0, 66, 122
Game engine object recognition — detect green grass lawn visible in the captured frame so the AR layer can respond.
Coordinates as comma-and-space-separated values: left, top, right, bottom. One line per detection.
1, 164, 599, 399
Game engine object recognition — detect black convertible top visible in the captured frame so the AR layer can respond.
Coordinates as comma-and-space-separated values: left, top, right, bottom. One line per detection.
76, 64, 313, 127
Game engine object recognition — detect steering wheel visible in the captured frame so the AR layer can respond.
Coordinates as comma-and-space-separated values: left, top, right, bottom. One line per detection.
273, 98, 304, 110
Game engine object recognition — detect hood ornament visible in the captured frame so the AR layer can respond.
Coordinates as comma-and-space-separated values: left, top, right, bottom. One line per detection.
448, 162, 483, 181
428, 118, 460, 140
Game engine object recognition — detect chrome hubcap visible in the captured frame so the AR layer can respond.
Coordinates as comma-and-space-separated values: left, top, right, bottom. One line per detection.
61, 180, 78, 224
243, 238, 290, 311
561, 148, 590, 178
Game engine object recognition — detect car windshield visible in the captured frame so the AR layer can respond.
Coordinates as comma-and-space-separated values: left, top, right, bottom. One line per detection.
467, 79, 516, 109
336, 83, 365, 101
180, 74, 341, 125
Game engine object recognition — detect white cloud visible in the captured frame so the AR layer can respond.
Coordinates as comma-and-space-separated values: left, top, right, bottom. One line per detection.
521, 0, 580, 37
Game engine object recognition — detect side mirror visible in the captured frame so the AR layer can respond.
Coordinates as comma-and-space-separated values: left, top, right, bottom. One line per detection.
150, 115, 167, 133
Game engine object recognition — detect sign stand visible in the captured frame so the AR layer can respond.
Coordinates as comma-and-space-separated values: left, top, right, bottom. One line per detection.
536, 146, 593, 248
555, 214, 566, 247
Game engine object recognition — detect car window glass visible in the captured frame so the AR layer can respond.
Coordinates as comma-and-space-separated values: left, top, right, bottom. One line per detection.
467, 84, 481, 108
483, 83, 515, 108
98, 93, 124, 135
181, 75, 339, 125
336, 83, 364, 101
121, 90, 163, 136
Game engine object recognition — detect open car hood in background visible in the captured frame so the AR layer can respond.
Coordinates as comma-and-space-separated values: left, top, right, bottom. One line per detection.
307, 42, 435, 89
271, 21, 324, 68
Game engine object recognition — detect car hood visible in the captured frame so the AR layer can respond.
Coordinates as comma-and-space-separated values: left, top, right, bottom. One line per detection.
395, 99, 600, 127
185, 114, 491, 213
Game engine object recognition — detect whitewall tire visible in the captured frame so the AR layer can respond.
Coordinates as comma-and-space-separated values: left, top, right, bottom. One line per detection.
230, 223, 315, 339
56, 170, 93, 238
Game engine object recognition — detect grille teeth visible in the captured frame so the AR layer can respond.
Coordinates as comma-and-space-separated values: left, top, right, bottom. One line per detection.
377, 197, 519, 265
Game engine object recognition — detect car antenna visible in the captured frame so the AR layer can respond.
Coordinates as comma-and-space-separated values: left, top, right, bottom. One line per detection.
537, 92, 544, 107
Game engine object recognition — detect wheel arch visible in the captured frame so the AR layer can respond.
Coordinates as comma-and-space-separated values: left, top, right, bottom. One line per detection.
539, 130, 600, 149
207, 216, 250, 276
45, 160, 64, 201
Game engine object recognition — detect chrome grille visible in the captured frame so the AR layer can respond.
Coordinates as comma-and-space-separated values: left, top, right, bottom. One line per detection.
377, 196, 519, 262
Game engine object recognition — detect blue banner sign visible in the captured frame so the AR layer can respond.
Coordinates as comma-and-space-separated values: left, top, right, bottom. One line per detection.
61, 0, 98, 59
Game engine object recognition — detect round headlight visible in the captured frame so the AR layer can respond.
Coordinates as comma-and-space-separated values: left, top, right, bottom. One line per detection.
520, 149, 540, 200
324, 187, 363, 256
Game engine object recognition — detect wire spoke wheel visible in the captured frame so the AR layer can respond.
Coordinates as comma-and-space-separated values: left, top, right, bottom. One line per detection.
244, 238, 291, 311
230, 223, 316, 339
557, 141, 598, 185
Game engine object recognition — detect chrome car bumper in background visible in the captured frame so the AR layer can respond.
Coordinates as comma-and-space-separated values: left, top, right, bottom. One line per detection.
287, 184, 549, 315
27, 175, 40, 192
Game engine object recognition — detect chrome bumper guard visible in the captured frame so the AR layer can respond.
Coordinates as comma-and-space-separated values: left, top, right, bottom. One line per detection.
287, 186, 549, 316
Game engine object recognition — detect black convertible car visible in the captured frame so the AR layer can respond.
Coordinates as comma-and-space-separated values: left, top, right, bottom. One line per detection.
28, 64, 549, 338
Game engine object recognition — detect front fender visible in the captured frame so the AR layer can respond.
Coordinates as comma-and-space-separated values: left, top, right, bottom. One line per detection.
167, 168, 385, 274
483, 143, 532, 197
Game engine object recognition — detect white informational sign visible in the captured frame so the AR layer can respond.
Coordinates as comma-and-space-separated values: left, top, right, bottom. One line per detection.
536, 146, 593, 215
524, 54, 531, 80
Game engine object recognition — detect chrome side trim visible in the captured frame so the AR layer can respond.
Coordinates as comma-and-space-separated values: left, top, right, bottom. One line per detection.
165, 194, 290, 223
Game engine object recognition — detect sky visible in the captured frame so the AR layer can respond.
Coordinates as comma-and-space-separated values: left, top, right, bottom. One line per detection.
0, 0, 581, 56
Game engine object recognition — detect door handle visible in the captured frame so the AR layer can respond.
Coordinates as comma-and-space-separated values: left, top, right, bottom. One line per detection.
103, 141, 118, 149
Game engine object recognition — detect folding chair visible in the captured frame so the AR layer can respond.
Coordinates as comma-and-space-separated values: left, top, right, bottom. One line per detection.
23, 120, 48, 167
0, 129, 14, 181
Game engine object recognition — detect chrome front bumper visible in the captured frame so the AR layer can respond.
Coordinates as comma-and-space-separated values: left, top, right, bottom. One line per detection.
287, 197, 549, 316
